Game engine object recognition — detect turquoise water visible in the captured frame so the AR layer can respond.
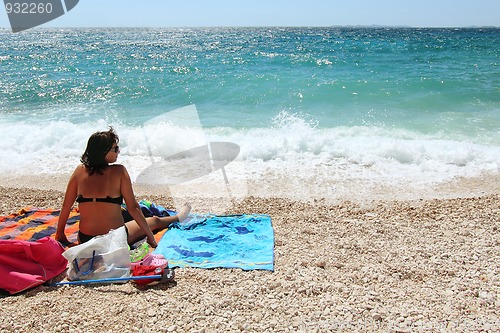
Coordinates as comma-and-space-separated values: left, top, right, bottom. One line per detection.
0, 27, 499, 191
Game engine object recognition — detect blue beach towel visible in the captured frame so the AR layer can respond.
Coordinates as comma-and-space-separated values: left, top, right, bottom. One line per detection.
154, 214, 274, 271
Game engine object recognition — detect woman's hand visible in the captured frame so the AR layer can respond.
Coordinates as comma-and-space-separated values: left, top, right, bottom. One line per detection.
55, 233, 71, 246
147, 236, 158, 248
55, 233, 68, 243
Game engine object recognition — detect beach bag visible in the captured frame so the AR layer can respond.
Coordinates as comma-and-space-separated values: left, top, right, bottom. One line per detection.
62, 227, 131, 281
0, 237, 67, 295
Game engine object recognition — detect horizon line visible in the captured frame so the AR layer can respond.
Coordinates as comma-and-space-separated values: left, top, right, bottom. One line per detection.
1, 24, 499, 30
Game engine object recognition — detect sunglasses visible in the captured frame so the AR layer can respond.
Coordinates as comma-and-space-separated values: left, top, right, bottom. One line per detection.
110, 146, 120, 153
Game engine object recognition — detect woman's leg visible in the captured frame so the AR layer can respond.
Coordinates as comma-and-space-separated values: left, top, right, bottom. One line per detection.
125, 203, 191, 245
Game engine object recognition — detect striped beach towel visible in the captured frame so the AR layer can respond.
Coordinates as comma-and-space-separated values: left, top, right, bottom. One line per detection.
0, 207, 80, 243
0, 203, 169, 244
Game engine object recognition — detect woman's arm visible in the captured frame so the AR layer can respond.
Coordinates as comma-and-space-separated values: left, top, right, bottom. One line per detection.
55, 167, 79, 244
119, 165, 157, 248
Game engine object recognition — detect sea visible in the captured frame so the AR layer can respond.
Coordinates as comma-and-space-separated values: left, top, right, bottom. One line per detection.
0, 27, 499, 202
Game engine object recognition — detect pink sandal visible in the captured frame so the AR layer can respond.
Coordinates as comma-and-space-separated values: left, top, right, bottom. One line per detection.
131, 253, 168, 268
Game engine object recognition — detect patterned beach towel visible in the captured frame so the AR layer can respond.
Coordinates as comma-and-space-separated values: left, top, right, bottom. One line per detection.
0, 208, 80, 243
154, 214, 275, 271
0, 201, 171, 244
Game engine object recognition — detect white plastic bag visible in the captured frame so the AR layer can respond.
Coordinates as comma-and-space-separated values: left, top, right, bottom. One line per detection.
62, 227, 131, 281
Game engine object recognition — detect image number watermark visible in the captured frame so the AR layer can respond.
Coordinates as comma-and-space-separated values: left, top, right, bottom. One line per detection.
3, 0, 79, 32
5, 2, 54, 14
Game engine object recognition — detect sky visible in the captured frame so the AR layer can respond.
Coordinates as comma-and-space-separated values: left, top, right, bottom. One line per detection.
1, 0, 499, 29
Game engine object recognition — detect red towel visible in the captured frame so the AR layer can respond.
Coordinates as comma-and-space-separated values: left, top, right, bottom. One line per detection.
0, 237, 68, 294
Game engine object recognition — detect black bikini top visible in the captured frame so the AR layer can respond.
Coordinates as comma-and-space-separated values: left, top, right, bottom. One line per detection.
76, 195, 123, 205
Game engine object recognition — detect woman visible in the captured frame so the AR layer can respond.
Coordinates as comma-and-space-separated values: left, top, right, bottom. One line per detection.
56, 127, 191, 247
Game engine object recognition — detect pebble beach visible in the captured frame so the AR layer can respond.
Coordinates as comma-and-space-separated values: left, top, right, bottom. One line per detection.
1, 173, 499, 333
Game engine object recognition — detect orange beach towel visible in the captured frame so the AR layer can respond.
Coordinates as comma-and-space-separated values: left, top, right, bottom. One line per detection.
0, 207, 80, 243
0, 207, 167, 245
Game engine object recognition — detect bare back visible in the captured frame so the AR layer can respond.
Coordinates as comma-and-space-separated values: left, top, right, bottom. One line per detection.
74, 164, 125, 236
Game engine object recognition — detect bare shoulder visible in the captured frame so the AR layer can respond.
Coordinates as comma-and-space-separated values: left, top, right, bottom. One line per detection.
109, 164, 126, 171
109, 164, 128, 176
73, 164, 86, 176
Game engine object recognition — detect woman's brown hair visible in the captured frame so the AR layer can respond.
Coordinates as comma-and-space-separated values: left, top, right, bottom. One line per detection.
80, 127, 119, 175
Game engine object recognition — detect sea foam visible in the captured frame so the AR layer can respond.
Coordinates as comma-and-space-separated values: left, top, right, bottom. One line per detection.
1, 112, 498, 192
